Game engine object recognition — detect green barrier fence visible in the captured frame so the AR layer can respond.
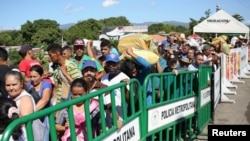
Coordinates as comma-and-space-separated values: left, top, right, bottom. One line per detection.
1, 66, 213, 141
196, 65, 213, 134
1, 79, 143, 141
141, 70, 198, 141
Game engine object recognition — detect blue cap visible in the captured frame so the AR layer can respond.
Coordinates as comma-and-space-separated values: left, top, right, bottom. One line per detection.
82, 60, 97, 70
106, 53, 119, 63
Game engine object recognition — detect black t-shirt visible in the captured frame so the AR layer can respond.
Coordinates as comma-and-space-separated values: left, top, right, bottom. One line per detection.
0, 65, 11, 97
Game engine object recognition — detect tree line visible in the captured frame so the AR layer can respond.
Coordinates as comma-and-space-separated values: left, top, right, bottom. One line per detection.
0, 9, 246, 48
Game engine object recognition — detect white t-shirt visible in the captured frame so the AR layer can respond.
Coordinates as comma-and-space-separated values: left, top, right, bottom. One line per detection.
203, 55, 212, 65
13, 90, 36, 141
48, 62, 55, 84
101, 72, 130, 106
14, 90, 36, 112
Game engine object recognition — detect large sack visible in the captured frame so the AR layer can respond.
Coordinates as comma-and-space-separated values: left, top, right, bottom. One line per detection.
212, 36, 230, 55
120, 48, 160, 65
118, 34, 157, 54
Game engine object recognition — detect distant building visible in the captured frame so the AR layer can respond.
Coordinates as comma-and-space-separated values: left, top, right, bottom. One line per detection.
1, 46, 20, 52
101, 25, 148, 40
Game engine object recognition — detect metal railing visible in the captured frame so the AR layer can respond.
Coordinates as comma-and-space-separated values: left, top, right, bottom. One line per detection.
1, 66, 213, 141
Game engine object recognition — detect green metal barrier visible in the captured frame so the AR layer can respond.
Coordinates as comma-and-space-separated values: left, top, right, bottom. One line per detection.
1, 79, 142, 141
1, 67, 214, 141
141, 71, 199, 141
196, 65, 212, 134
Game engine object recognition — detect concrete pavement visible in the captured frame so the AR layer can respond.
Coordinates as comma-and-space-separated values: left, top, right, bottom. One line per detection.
195, 75, 250, 140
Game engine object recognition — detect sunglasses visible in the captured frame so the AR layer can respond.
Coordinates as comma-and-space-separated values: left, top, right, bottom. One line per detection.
74, 45, 84, 50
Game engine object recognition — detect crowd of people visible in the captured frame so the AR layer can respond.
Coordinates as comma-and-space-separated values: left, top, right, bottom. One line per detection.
0, 33, 249, 140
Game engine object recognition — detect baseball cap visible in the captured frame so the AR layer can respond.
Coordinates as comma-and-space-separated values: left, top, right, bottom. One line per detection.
167, 54, 178, 62
202, 44, 211, 51
106, 53, 119, 63
179, 57, 192, 64
19, 45, 32, 56
74, 39, 85, 46
82, 60, 97, 70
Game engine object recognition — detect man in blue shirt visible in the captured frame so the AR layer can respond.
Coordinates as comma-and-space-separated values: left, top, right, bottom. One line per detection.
121, 47, 160, 106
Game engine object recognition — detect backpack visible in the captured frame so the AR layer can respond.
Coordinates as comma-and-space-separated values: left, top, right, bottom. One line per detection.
27, 82, 43, 104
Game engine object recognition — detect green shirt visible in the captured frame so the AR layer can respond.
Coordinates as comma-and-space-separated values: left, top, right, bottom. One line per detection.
71, 55, 104, 72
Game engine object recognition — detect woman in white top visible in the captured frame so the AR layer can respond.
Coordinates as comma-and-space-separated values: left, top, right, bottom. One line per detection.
5, 71, 46, 141
5, 71, 35, 117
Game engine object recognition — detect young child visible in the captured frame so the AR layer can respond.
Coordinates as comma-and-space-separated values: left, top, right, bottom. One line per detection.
56, 78, 99, 141
0, 97, 23, 141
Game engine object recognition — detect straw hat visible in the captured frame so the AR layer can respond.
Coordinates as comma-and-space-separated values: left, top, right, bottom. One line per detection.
179, 58, 192, 64
238, 35, 244, 40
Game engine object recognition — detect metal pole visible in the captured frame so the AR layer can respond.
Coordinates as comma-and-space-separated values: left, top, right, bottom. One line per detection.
61, 36, 63, 47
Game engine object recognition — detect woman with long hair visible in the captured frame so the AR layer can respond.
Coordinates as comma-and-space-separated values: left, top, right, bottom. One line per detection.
28, 65, 53, 141
28, 65, 52, 111
5, 70, 47, 141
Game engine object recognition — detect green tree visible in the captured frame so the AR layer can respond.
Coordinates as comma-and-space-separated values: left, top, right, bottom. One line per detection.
163, 24, 177, 33
34, 47, 49, 71
189, 9, 211, 34
9, 30, 23, 45
149, 23, 188, 35
232, 13, 244, 22
0, 30, 23, 46
0, 33, 12, 46
199, 9, 211, 22
66, 18, 102, 43
8, 48, 22, 65
21, 21, 34, 45
109, 39, 119, 48
32, 28, 61, 47
189, 18, 198, 34
100, 16, 131, 27
21, 19, 62, 46
33, 19, 60, 29
148, 23, 165, 34
175, 25, 187, 33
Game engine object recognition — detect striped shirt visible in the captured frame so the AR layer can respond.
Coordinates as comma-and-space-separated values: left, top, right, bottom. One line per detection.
54, 60, 82, 104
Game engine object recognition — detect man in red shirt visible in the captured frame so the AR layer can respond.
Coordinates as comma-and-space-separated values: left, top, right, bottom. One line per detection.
18, 45, 41, 83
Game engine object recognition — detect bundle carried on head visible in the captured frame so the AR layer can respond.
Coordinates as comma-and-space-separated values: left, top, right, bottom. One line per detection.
211, 35, 231, 55
118, 34, 156, 52
118, 34, 159, 64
